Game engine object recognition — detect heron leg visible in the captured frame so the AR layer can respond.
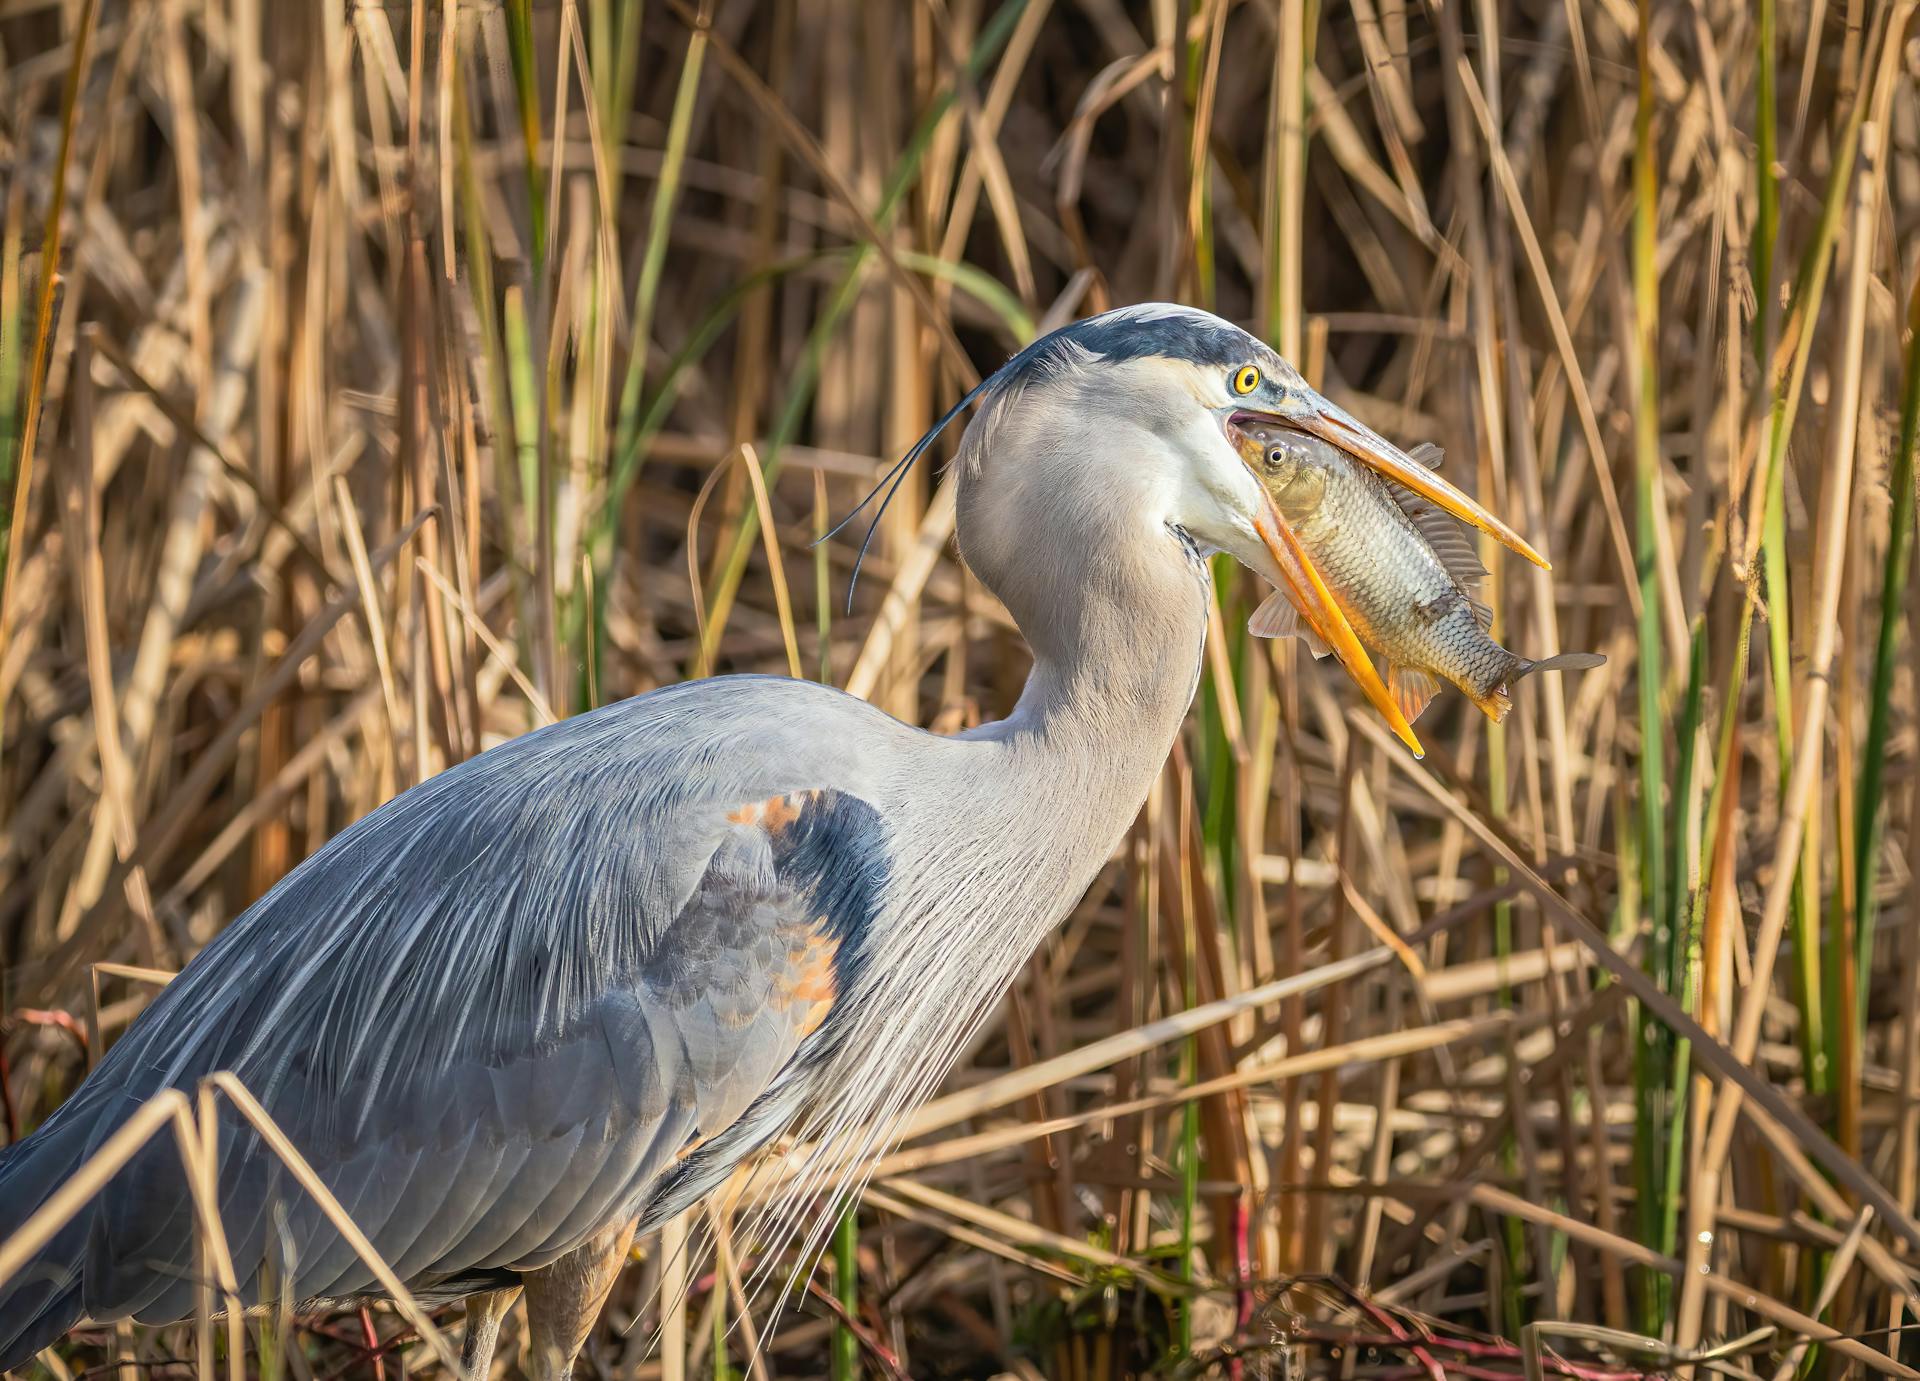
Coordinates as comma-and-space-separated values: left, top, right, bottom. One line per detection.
521, 1219, 638, 1381
461, 1287, 522, 1379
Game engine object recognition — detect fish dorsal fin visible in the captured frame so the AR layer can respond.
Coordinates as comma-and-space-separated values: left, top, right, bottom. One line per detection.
1388, 663, 1443, 724
1249, 589, 1332, 658
1386, 484, 1488, 595
1470, 598, 1494, 632
1397, 438, 1488, 591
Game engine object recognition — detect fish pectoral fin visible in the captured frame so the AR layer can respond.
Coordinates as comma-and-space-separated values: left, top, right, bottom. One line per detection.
1388, 664, 1443, 725
1408, 442, 1445, 468
1249, 589, 1333, 658
1247, 588, 1296, 639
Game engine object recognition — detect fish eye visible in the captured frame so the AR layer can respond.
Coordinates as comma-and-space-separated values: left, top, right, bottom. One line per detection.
1231, 364, 1261, 395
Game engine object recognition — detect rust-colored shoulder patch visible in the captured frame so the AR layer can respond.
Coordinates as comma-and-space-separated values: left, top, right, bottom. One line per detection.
718, 785, 882, 1047
760, 794, 803, 835
771, 916, 840, 1038
726, 791, 811, 834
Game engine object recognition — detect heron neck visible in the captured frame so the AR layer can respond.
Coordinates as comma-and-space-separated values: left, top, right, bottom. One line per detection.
970, 539, 1210, 851
807, 540, 1208, 1145
781, 542, 1212, 1200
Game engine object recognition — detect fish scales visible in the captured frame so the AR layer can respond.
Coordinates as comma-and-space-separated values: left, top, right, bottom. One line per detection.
1265, 435, 1503, 686
1237, 421, 1603, 723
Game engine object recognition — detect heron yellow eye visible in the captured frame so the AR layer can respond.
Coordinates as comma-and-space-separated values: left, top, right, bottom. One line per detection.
1232, 364, 1261, 395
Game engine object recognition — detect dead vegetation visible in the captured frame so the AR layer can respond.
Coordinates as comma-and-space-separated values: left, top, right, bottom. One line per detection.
1, 0, 1918, 1377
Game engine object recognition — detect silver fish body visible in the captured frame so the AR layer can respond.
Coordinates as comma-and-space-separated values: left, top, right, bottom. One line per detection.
1238, 421, 1601, 722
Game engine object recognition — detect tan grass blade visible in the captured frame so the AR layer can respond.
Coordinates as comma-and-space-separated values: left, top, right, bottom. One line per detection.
200, 1074, 463, 1376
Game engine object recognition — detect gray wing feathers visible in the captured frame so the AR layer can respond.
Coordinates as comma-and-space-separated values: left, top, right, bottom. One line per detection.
0, 678, 893, 1359
648, 824, 826, 1134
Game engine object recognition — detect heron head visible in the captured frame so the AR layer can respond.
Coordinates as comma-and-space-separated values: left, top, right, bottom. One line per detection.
946, 304, 1543, 749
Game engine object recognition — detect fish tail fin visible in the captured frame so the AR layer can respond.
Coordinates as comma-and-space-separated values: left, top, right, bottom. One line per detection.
1520, 653, 1612, 687
1473, 651, 1608, 723
1521, 651, 1609, 677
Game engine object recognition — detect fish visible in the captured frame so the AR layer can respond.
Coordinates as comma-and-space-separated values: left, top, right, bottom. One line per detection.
1231, 418, 1605, 725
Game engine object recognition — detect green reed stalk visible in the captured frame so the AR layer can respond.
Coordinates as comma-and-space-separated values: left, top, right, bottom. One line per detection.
0, 0, 96, 766
579, 0, 647, 705
1630, 0, 1673, 1327
451, 52, 544, 711
589, 0, 645, 158
503, 289, 541, 557
1764, 448, 1824, 1095
1747, 0, 1829, 1105
1854, 273, 1920, 1024
1177, 870, 1200, 1359
831, 1201, 859, 1378
0, 201, 20, 607
503, 0, 547, 274
1184, 18, 1214, 307
1756, 81, 1873, 1106
583, 17, 708, 697
1660, 621, 1709, 1268
815, 474, 833, 683
713, 1267, 734, 1381
611, 22, 707, 481
1753, 0, 1777, 358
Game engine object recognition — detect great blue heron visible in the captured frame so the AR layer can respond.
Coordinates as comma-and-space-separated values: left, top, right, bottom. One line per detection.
0, 304, 1541, 1377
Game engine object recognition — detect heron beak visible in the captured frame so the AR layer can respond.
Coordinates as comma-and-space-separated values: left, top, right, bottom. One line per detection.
1247, 485, 1426, 759
1266, 397, 1552, 571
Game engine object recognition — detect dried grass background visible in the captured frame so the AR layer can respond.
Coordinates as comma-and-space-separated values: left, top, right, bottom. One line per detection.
2, 0, 1919, 1377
